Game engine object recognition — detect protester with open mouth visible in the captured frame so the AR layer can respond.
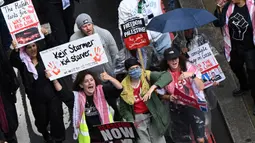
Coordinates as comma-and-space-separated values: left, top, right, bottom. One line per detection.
9, 28, 69, 143
46, 70, 122, 143
160, 46, 206, 143
119, 57, 172, 143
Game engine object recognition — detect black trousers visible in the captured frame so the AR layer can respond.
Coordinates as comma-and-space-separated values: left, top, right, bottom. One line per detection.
229, 48, 255, 101
29, 96, 65, 141
42, 0, 75, 44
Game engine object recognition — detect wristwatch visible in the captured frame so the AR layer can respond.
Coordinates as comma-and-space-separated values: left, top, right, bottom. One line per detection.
191, 73, 196, 79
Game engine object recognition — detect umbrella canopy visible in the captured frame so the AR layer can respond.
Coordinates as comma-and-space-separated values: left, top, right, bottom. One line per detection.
147, 8, 217, 33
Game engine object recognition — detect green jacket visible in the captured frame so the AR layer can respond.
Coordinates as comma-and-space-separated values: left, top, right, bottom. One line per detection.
119, 70, 172, 136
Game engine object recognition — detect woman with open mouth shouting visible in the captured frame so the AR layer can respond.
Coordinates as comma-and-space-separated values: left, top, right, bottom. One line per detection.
46, 70, 123, 143
160, 45, 207, 143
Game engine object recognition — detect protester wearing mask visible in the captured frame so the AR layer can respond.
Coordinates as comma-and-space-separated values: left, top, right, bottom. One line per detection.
10, 29, 68, 143
119, 57, 172, 143
214, 0, 255, 113
160, 47, 206, 143
46, 70, 122, 143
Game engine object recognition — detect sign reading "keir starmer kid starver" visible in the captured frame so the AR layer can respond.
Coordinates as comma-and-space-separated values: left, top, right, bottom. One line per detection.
121, 18, 150, 50
40, 33, 108, 81
1, 0, 44, 48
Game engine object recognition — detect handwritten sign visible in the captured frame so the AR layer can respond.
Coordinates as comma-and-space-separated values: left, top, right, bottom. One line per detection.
94, 122, 139, 142
188, 43, 225, 88
1, 0, 44, 48
121, 18, 150, 50
40, 33, 108, 81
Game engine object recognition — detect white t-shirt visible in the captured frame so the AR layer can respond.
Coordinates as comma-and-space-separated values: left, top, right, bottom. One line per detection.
118, 0, 163, 41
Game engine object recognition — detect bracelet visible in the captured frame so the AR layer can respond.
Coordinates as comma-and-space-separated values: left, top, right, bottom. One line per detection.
53, 80, 58, 84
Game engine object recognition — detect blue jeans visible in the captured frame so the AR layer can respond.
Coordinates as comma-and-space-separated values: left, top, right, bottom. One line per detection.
153, 33, 172, 59
0, 11, 12, 53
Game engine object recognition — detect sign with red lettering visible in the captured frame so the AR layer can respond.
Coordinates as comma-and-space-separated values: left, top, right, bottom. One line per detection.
188, 43, 225, 88
1, 0, 44, 48
40, 34, 108, 81
121, 18, 150, 50
94, 122, 139, 142
174, 88, 208, 112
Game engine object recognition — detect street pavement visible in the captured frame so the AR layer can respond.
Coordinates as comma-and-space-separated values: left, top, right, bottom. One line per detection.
14, 0, 232, 143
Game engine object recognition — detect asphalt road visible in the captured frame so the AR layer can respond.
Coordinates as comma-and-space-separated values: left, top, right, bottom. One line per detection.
14, 0, 232, 143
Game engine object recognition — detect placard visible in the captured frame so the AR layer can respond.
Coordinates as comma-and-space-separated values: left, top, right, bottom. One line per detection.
1, 0, 44, 48
121, 18, 150, 50
40, 33, 108, 81
174, 88, 208, 112
94, 122, 139, 142
188, 43, 225, 88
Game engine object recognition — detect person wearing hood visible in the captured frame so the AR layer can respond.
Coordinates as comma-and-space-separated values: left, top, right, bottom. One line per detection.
70, 13, 119, 79
119, 57, 172, 143
9, 29, 69, 143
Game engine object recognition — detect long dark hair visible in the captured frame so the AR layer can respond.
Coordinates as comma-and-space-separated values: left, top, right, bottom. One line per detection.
24, 42, 42, 61
73, 70, 101, 91
160, 53, 188, 72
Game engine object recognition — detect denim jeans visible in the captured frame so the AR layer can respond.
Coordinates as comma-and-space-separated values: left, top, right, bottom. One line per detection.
0, 10, 12, 53
152, 33, 172, 60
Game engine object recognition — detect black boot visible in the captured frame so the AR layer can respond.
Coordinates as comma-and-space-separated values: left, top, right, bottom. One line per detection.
43, 132, 53, 143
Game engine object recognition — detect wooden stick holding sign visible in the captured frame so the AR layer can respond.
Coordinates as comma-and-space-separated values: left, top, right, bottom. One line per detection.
137, 49, 145, 70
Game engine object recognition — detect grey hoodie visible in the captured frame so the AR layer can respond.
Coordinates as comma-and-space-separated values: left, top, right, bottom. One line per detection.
70, 25, 119, 80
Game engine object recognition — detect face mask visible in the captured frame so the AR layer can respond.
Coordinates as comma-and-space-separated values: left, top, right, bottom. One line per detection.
128, 67, 142, 79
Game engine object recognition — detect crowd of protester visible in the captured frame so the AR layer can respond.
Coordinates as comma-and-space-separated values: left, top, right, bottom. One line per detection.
0, 0, 254, 143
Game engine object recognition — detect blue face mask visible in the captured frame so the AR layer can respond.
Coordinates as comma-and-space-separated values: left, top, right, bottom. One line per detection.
128, 67, 142, 79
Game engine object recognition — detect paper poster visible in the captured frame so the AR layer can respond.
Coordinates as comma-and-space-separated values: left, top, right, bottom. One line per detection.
174, 88, 208, 112
94, 122, 139, 142
40, 33, 108, 81
1, 0, 44, 48
188, 43, 225, 88
121, 18, 150, 50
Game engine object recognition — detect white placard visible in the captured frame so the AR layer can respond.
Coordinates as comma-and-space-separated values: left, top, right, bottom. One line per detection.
40, 33, 108, 81
188, 43, 225, 88
1, 0, 44, 48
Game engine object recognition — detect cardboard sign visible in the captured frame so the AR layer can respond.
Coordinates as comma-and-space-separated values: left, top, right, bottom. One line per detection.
1, 0, 44, 48
40, 33, 108, 81
94, 122, 139, 142
121, 18, 150, 50
174, 88, 208, 112
188, 43, 225, 88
